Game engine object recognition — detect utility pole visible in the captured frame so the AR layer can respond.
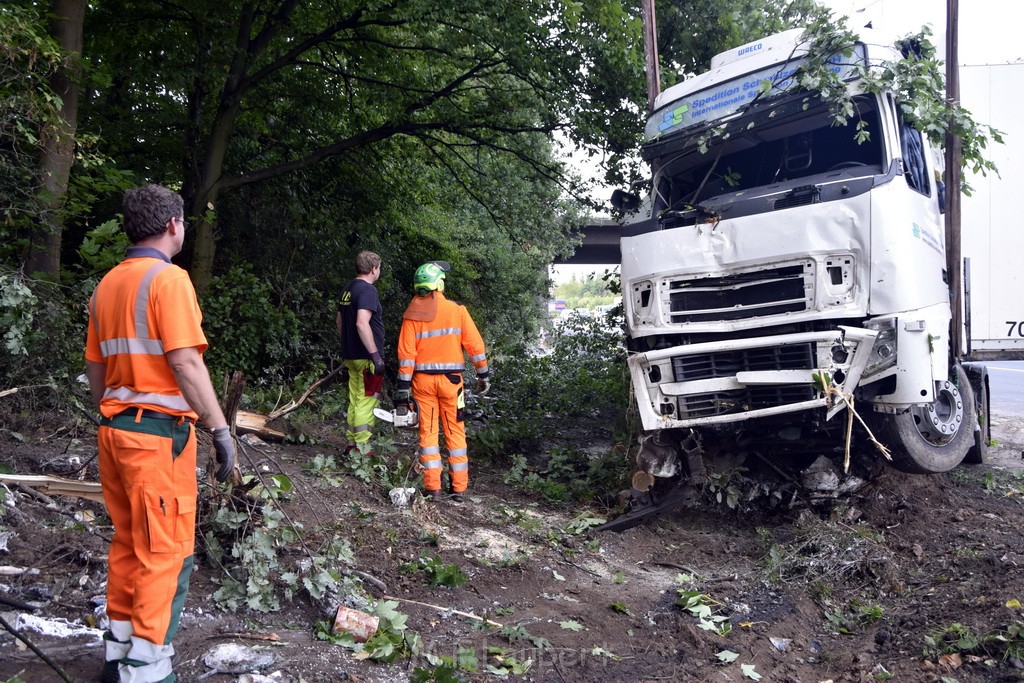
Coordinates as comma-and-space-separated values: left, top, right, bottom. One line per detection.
641, 0, 660, 112
944, 0, 963, 359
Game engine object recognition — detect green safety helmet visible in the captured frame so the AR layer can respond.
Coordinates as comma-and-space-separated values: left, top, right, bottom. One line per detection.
413, 261, 450, 295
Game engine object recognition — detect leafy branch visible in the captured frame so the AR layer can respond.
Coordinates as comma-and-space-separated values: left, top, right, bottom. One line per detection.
800, 17, 1003, 191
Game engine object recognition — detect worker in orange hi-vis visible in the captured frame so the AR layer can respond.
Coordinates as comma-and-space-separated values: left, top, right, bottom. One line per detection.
394, 261, 490, 503
85, 184, 235, 683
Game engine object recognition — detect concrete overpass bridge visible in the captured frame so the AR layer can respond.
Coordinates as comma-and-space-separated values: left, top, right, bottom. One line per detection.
554, 219, 622, 265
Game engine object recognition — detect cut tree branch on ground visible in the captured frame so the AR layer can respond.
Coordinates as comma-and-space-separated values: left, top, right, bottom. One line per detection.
383, 595, 504, 628
267, 365, 343, 420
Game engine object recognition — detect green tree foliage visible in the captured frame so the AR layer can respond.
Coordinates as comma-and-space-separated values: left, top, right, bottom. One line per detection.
80, 0, 647, 291
657, 0, 825, 86
0, 3, 64, 261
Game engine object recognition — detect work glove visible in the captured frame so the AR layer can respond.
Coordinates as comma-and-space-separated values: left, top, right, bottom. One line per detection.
210, 427, 236, 483
476, 373, 491, 396
393, 381, 411, 407
370, 351, 385, 376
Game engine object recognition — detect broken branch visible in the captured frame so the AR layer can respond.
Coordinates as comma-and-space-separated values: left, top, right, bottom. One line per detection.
267, 365, 344, 420
383, 595, 503, 628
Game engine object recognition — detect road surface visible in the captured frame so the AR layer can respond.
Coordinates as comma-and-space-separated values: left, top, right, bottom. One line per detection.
985, 361, 1024, 418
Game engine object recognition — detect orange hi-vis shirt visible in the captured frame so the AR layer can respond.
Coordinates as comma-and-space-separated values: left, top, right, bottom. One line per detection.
85, 248, 207, 419
397, 292, 488, 382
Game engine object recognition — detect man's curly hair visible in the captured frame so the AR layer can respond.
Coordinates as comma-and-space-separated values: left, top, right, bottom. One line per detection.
122, 184, 183, 244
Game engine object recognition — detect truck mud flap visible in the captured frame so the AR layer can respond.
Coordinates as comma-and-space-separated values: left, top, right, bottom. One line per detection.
595, 480, 698, 533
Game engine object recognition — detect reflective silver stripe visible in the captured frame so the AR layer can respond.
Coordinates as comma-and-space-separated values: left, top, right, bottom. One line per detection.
123, 636, 175, 682
399, 359, 416, 367
134, 261, 171, 339
398, 373, 413, 381
468, 353, 487, 362
103, 387, 191, 411
448, 448, 468, 457
351, 424, 371, 432
420, 459, 443, 470
416, 327, 461, 340
100, 337, 166, 357
416, 363, 464, 371
449, 461, 468, 471
421, 446, 441, 454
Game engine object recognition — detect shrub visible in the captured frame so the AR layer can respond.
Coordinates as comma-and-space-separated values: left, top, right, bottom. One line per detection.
201, 265, 310, 382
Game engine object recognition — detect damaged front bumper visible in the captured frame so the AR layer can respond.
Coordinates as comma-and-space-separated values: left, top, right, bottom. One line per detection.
628, 326, 879, 431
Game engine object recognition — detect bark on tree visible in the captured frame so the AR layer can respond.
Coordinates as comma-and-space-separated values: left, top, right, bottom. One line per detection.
26, 0, 85, 279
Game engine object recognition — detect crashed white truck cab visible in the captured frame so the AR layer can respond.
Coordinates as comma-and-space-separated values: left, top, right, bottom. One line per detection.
608, 27, 987, 523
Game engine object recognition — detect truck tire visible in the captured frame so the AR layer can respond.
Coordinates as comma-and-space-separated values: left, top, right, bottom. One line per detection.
873, 363, 976, 474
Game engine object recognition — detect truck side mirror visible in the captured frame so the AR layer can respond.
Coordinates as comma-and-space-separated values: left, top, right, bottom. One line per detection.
611, 189, 641, 213
937, 180, 946, 214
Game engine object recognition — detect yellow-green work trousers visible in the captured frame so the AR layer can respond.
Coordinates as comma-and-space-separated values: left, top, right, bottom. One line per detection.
344, 359, 380, 447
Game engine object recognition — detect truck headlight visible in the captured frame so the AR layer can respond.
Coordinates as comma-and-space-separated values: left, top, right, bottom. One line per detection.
863, 317, 898, 375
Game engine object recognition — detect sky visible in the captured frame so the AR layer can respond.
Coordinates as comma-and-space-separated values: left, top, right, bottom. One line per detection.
551, 0, 1024, 284
819, 0, 1024, 65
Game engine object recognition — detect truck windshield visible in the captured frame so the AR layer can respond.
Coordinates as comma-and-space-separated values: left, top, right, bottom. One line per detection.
652, 95, 884, 212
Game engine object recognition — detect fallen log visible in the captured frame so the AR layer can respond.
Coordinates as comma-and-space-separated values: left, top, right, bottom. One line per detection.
235, 410, 289, 441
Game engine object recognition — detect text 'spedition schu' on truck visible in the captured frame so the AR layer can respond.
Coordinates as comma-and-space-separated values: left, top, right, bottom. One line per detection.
607, 26, 992, 525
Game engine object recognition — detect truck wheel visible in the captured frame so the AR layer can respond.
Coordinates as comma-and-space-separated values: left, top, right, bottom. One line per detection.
873, 364, 976, 474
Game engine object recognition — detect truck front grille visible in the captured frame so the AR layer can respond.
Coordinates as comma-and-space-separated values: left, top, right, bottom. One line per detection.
678, 385, 816, 419
671, 343, 814, 382
671, 343, 816, 419
665, 263, 811, 323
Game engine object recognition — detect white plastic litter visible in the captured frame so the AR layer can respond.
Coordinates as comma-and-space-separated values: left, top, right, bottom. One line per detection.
389, 487, 417, 507
202, 642, 277, 674
236, 672, 295, 683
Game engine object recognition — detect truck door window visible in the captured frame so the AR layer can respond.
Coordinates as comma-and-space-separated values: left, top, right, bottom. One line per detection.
898, 115, 931, 196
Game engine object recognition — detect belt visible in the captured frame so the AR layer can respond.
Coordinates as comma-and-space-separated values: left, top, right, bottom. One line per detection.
111, 408, 194, 424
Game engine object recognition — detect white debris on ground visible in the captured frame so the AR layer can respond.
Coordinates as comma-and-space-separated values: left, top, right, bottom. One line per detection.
12, 613, 103, 640
202, 642, 277, 674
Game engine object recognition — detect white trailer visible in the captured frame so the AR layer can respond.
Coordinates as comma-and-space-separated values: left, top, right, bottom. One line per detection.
961, 62, 1024, 359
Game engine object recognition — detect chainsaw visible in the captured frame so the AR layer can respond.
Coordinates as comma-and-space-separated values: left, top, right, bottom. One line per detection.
373, 399, 419, 428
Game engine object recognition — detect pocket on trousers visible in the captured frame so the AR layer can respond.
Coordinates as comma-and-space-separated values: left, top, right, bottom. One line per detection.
144, 486, 175, 554
444, 373, 462, 385
174, 495, 197, 543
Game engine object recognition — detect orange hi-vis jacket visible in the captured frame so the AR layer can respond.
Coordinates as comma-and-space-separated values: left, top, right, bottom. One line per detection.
397, 291, 488, 381
85, 249, 207, 419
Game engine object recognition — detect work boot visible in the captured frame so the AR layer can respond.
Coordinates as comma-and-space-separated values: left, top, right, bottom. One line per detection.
423, 489, 442, 501
450, 492, 466, 504
100, 652, 179, 682
99, 661, 119, 683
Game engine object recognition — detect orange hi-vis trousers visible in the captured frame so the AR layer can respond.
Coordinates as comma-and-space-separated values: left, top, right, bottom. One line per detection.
98, 409, 197, 682
413, 373, 468, 493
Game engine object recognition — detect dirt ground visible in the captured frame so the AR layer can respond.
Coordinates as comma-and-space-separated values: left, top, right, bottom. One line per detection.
0, 408, 1023, 683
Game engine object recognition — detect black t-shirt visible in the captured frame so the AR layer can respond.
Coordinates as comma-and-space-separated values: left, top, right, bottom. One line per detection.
338, 279, 384, 359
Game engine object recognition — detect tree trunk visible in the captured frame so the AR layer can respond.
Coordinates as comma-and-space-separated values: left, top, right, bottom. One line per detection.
26, 0, 85, 279
188, 195, 219, 294
186, 67, 243, 294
